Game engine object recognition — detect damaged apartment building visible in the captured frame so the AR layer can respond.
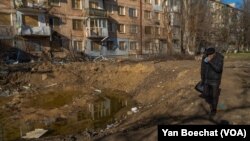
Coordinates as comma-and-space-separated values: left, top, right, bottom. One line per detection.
0, 0, 51, 62
0, 0, 244, 60
0, 0, 168, 60
48, 0, 168, 57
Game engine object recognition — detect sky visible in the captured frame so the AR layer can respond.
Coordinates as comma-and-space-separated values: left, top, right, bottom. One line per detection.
222, 0, 243, 8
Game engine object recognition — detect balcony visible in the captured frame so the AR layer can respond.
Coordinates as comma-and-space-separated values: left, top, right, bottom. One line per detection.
170, 6, 180, 13
15, 0, 48, 10
86, 8, 107, 17
0, 26, 14, 39
17, 25, 51, 36
86, 27, 108, 38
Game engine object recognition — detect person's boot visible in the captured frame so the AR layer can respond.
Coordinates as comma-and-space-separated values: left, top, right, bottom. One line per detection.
210, 109, 217, 116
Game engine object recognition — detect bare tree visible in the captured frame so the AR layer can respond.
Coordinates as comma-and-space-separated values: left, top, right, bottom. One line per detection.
180, 0, 213, 55
242, 0, 250, 51
162, 0, 175, 55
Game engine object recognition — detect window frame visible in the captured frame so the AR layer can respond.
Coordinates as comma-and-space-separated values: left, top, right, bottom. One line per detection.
72, 0, 83, 10
118, 6, 126, 16
22, 14, 39, 27
73, 40, 83, 52
119, 41, 126, 50
118, 24, 126, 33
72, 19, 83, 31
130, 41, 139, 51
144, 10, 152, 20
130, 24, 138, 34
50, 0, 60, 6
129, 8, 137, 18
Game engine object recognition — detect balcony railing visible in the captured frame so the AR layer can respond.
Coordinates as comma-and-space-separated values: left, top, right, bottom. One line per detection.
0, 26, 14, 39
86, 8, 107, 17
86, 27, 108, 38
17, 25, 51, 36
15, 0, 48, 9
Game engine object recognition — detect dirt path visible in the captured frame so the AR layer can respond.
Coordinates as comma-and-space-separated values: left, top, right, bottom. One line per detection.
94, 60, 250, 141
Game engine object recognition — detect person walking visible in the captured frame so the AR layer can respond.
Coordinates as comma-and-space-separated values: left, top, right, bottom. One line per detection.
200, 47, 224, 116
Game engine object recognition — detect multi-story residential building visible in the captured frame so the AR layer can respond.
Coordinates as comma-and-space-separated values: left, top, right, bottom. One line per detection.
0, 0, 51, 61
0, 1, 15, 49
15, 0, 51, 56
103, 0, 167, 56
84, 0, 108, 56
48, 0, 109, 57
208, 0, 243, 51
165, 0, 181, 52
48, 0, 167, 57
0, 0, 244, 61
48, 0, 86, 56
141, 0, 167, 55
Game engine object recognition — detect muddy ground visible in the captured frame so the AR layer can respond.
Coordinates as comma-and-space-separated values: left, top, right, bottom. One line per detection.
0, 55, 250, 141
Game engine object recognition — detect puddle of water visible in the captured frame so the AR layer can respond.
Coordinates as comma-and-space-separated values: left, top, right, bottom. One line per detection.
19, 88, 134, 138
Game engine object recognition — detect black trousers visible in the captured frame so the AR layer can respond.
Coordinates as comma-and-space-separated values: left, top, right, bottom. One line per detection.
203, 83, 220, 112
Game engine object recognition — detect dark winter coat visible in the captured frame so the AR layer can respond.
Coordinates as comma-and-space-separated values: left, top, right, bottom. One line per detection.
201, 52, 224, 85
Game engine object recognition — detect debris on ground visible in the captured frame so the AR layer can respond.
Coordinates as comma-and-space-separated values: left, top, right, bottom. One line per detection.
0, 59, 249, 141
22, 129, 48, 139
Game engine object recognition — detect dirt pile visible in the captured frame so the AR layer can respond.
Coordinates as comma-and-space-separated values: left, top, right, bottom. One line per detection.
0, 59, 250, 141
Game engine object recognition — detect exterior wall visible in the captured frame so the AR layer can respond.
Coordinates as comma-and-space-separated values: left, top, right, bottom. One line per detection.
165, 0, 181, 52
103, 0, 166, 56
49, 0, 85, 50
16, 37, 50, 54
85, 0, 104, 9
0, 0, 245, 59
0, 1, 15, 40
0, 0, 51, 60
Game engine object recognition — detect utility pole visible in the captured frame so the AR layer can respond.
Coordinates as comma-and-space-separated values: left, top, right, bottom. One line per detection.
140, 0, 143, 55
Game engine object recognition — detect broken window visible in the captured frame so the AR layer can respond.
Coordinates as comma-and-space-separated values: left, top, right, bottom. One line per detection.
108, 22, 116, 32
72, 19, 83, 30
118, 6, 126, 15
119, 41, 126, 50
107, 41, 114, 50
22, 15, 39, 27
118, 24, 126, 33
73, 40, 83, 52
145, 26, 153, 34
72, 0, 82, 9
0, 13, 11, 26
50, 0, 60, 6
130, 41, 138, 50
91, 41, 101, 51
50, 17, 60, 29
109, 5, 117, 14
129, 8, 137, 17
